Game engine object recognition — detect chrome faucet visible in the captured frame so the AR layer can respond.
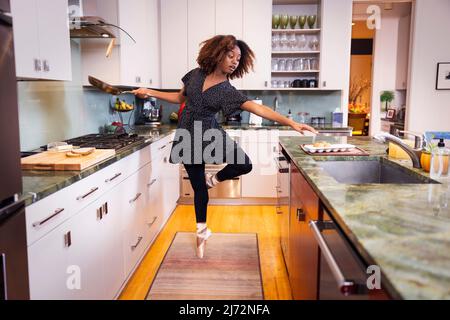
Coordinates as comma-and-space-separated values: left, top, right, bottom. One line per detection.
373, 132, 423, 169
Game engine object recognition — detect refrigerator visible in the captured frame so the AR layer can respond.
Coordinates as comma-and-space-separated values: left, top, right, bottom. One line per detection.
0, 0, 30, 300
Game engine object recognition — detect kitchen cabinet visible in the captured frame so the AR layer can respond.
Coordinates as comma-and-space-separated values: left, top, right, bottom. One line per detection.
319, 0, 352, 107
395, 14, 411, 90
11, 0, 72, 80
241, 130, 278, 198
26, 135, 181, 299
242, 0, 272, 89
289, 163, 319, 300
160, 0, 188, 89
81, 0, 160, 87
187, 0, 215, 71
28, 187, 124, 300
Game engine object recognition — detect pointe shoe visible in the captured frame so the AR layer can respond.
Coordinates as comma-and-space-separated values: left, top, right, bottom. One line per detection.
196, 228, 212, 259
205, 173, 214, 189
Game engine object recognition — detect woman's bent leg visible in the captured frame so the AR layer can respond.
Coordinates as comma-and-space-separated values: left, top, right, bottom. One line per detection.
183, 163, 208, 223
216, 147, 252, 182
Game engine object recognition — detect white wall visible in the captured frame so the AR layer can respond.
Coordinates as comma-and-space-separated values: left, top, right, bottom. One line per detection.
406, 0, 450, 133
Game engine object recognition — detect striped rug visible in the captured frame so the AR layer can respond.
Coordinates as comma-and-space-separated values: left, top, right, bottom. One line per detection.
146, 232, 264, 300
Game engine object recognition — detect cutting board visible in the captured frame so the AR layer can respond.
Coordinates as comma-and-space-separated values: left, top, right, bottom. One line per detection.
21, 149, 116, 171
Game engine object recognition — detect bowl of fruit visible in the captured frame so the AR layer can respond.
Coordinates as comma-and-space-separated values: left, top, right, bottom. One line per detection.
112, 97, 134, 112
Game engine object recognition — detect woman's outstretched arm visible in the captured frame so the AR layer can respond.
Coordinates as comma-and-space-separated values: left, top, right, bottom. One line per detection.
132, 87, 186, 104
241, 100, 318, 134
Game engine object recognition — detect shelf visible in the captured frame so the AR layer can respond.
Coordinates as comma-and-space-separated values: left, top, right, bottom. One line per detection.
272, 51, 320, 55
272, 28, 320, 33
272, 70, 319, 74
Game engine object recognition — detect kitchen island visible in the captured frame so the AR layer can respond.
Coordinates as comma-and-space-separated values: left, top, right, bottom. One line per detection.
279, 136, 450, 300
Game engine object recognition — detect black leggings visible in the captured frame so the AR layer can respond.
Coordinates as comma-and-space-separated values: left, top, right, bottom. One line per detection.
184, 152, 252, 223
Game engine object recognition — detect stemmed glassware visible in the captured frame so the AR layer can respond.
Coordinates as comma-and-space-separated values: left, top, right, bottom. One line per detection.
307, 15, 317, 29
298, 16, 307, 29
272, 33, 280, 50
309, 35, 320, 51
280, 14, 289, 29
297, 34, 307, 50
289, 15, 298, 29
280, 32, 289, 50
272, 14, 280, 29
288, 33, 297, 50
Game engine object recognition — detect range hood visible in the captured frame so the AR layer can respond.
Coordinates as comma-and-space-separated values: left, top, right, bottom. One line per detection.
69, 16, 116, 39
68, 0, 135, 42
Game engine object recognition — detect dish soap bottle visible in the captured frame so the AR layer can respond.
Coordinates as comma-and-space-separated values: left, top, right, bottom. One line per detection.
287, 109, 293, 121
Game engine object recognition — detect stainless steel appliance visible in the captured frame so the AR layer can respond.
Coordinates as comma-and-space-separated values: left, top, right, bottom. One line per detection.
136, 97, 162, 127
0, 0, 30, 299
180, 164, 242, 199
275, 147, 290, 271
310, 209, 370, 300
61, 133, 146, 153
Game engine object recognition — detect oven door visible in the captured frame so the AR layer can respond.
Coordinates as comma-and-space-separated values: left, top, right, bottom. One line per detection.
310, 210, 370, 300
181, 164, 241, 199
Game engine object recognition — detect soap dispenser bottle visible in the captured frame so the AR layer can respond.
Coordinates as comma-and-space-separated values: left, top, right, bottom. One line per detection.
287, 109, 293, 120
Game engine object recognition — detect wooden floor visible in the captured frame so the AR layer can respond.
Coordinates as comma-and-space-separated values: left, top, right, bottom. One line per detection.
119, 205, 292, 300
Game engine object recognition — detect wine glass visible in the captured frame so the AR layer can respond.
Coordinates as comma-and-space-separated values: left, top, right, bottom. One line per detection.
288, 33, 297, 50
307, 15, 317, 29
272, 14, 280, 29
272, 33, 280, 51
280, 32, 289, 51
280, 14, 289, 29
309, 35, 319, 50
297, 34, 307, 50
298, 15, 307, 29
289, 15, 298, 29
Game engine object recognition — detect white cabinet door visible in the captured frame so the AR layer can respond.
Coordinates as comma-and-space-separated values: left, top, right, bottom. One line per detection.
11, 0, 71, 80
319, 0, 352, 92
10, 0, 40, 79
241, 141, 278, 198
215, 0, 243, 89
118, 0, 159, 87
161, 142, 180, 222
187, 0, 215, 70
242, 0, 272, 89
36, 0, 72, 80
161, 0, 188, 89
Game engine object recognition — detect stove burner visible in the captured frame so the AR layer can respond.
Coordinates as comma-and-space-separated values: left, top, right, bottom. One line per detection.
61, 133, 146, 153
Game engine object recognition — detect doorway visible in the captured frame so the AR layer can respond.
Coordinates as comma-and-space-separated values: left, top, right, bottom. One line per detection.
351, 1, 413, 137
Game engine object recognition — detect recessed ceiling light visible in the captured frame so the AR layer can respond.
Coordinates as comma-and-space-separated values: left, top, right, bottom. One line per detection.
101, 33, 110, 38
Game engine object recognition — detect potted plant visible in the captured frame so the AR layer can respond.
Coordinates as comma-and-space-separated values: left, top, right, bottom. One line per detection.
380, 91, 395, 112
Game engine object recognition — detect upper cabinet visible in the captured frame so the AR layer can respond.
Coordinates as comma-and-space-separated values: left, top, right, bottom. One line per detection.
11, 0, 72, 80
319, 0, 352, 90
160, 0, 188, 89
160, 0, 272, 90
80, 0, 160, 87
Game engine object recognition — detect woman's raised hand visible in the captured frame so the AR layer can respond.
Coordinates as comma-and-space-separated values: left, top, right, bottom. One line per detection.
290, 121, 318, 135
132, 88, 151, 99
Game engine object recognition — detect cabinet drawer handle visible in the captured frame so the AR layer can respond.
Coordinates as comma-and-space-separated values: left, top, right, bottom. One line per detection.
105, 173, 122, 183
76, 187, 99, 201
32, 208, 65, 228
1, 253, 6, 299
131, 236, 143, 251
147, 179, 157, 187
34, 58, 42, 72
97, 206, 103, 220
147, 216, 158, 227
309, 220, 356, 296
64, 231, 72, 248
129, 193, 142, 204
43, 59, 50, 72
297, 208, 306, 222
158, 145, 166, 150
103, 202, 108, 215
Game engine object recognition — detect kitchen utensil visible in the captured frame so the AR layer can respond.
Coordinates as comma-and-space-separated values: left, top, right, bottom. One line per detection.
88, 76, 135, 95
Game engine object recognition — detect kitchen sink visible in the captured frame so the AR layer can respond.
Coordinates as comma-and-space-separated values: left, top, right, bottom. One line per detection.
317, 159, 439, 184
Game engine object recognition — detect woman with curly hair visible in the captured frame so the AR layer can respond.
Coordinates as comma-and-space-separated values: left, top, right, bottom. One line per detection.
133, 35, 317, 258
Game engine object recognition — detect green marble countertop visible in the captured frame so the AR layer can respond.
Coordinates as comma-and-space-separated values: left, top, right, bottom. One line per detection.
279, 136, 450, 300
222, 123, 352, 132
20, 126, 176, 207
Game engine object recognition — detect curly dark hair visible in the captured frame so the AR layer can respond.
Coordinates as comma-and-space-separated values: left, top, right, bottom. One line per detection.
197, 35, 255, 80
